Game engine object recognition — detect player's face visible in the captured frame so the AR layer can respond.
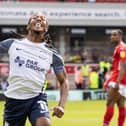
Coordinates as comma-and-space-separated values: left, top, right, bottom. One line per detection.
110, 31, 121, 44
27, 13, 48, 33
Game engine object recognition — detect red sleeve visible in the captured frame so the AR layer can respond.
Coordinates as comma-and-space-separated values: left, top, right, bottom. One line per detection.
119, 47, 126, 61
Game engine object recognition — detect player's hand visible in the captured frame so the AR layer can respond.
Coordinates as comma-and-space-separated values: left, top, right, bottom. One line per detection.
52, 106, 64, 118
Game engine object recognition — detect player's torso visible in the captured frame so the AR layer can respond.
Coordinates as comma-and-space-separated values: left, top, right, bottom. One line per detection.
9, 39, 52, 78
111, 44, 126, 84
5, 38, 53, 99
112, 46, 120, 72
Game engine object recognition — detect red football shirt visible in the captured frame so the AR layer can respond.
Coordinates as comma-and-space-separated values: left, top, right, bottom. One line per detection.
103, 43, 126, 88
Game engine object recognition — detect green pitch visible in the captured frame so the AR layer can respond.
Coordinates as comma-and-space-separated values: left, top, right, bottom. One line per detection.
0, 100, 119, 126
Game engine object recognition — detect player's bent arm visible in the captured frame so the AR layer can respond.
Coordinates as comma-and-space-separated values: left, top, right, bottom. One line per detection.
116, 60, 126, 84
55, 70, 69, 109
51, 53, 69, 118
52, 70, 69, 118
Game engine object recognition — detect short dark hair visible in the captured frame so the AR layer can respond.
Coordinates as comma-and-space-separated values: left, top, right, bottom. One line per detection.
117, 29, 123, 36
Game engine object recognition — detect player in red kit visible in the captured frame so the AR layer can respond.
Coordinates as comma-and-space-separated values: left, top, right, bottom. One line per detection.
103, 29, 126, 126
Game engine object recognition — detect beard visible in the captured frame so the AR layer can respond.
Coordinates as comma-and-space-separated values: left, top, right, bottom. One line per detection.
33, 30, 42, 35
32, 27, 46, 36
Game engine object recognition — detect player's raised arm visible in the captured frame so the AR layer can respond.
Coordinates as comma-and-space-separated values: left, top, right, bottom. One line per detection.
0, 39, 14, 53
51, 53, 69, 118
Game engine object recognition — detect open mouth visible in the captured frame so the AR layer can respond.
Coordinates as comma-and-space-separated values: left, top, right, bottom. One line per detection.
35, 22, 42, 28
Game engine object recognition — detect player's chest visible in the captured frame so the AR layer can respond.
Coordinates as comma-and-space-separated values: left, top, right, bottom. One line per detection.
10, 44, 52, 70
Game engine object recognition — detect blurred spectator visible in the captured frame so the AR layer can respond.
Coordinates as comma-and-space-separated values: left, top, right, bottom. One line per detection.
83, 49, 94, 63
68, 52, 82, 63
0, 76, 8, 91
98, 69, 104, 89
91, 48, 100, 63
99, 58, 111, 73
82, 62, 90, 89
89, 68, 99, 89
104, 59, 111, 72
0, 54, 9, 63
99, 60, 105, 73
0, 78, 2, 90
74, 66, 83, 89
46, 80, 55, 90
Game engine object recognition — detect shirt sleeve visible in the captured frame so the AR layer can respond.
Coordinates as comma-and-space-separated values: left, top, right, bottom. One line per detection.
52, 53, 65, 74
0, 39, 14, 53
119, 47, 126, 61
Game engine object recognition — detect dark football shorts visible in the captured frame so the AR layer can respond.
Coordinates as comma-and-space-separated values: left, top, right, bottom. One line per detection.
3, 93, 50, 126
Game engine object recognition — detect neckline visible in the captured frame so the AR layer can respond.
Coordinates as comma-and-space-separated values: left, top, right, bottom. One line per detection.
25, 38, 46, 46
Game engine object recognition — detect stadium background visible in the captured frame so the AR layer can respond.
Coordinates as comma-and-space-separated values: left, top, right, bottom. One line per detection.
0, 0, 126, 126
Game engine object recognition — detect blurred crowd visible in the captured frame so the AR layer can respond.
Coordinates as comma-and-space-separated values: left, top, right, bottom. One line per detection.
74, 59, 111, 90
64, 48, 112, 64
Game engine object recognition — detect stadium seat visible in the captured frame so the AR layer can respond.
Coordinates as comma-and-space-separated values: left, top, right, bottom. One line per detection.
96, 0, 126, 2
64, 0, 89, 2
64, 0, 79, 2
39, 0, 58, 1
81, 0, 88, 1
19, 0, 58, 2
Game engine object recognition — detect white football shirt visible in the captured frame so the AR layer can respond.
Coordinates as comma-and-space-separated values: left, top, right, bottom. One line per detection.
0, 38, 64, 99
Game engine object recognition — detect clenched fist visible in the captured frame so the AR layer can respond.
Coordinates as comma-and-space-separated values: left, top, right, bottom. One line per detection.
52, 106, 64, 118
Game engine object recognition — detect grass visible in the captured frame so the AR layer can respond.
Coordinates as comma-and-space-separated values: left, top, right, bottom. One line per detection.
0, 100, 119, 126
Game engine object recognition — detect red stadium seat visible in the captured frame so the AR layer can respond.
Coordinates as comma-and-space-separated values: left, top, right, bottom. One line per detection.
81, 0, 88, 1
64, 0, 87, 2
64, 0, 89, 2
39, 0, 58, 1
64, 0, 79, 2
96, 0, 126, 2
19, 0, 58, 2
